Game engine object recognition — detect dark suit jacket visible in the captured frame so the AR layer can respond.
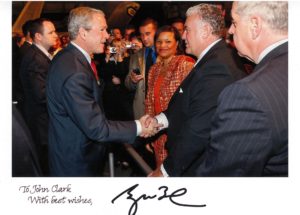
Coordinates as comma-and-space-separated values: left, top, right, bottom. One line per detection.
19, 44, 50, 147
46, 43, 137, 176
19, 41, 31, 60
163, 40, 246, 176
196, 42, 288, 176
12, 105, 42, 177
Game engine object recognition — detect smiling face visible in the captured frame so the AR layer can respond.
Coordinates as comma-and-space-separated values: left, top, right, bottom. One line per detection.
85, 13, 109, 54
155, 31, 178, 60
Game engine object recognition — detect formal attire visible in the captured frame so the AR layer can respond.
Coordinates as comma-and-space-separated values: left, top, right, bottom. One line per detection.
46, 43, 137, 176
160, 39, 246, 176
145, 55, 194, 167
19, 41, 32, 60
19, 43, 51, 175
195, 41, 288, 176
12, 105, 42, 177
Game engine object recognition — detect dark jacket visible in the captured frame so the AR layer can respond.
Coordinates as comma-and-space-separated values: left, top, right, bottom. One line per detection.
46, 43, 136, 176
163, 40, 246, 176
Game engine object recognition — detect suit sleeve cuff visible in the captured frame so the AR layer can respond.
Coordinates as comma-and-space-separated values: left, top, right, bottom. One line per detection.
135, 120, 142, 136
160, 164, 169, 177
155, 113, 169, 130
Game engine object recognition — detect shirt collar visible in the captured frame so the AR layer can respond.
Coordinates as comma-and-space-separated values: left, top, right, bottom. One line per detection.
194, 39, 222, 67
71, 41, 91, 64
33, 43, 52, 59
257, 39, 288, 63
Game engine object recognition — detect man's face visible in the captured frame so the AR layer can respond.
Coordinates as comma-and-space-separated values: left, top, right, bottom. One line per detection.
85, 13, 109, 54
41, 21, 57, 50
228, 2, 253, 61
182, 14, 203, 57
172, 22, 184, 36
139, 23, 156, 47
124, 28, 135, 41
113, 28, 122, 40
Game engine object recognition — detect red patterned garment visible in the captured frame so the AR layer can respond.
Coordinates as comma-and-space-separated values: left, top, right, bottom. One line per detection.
145, 55, 195, 167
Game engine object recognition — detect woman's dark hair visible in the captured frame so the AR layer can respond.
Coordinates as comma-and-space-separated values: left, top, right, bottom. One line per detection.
154, 25, 184, 55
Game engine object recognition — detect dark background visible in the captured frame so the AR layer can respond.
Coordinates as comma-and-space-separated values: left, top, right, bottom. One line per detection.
12, 1, 232, 33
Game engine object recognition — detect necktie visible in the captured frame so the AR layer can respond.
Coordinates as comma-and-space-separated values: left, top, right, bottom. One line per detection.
145, 48, 154, 96
90, 60, 100, 85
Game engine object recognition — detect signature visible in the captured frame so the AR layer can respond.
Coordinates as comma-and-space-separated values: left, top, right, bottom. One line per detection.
111, 184, 206, 215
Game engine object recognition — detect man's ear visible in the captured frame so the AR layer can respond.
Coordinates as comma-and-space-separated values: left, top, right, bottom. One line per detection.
35, 32, 43, 41
200, 23, 210, 39
250, 16, 262, 40
78, 27, 87, 40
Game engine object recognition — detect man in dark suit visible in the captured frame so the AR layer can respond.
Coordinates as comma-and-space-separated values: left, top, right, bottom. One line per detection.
195, 1, 288, 176
13, 20, 33, 114
19, 20, 34, 59
19, 18, 57, 175
46, 7, 158, 177
148, 4, 246, 177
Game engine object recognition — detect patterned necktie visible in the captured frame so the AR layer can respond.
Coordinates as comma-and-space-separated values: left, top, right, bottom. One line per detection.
90, 60, 100, 85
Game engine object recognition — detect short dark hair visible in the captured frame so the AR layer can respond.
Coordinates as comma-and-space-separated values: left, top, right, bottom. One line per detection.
22, 19, 34, 37
129, 32, 142, 43
170, 17, 185, 25
154, 25, 184, 55
29, 18, 50, 39
140, 18, 158, 30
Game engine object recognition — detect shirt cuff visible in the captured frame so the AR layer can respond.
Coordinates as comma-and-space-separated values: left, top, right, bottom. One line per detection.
135, 120, 142, 136
155, 112, 169, 130
160, 164, 169, 177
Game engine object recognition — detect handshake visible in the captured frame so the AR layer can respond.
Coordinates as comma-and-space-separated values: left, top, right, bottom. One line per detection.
139, 115, 163, 138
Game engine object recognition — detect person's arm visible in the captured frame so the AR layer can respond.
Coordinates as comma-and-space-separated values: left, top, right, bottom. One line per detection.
196, 83, 271, 176
62, 72, 137, 143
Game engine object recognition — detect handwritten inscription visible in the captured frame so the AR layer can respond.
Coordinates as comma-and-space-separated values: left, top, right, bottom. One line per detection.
18, 184, 92, 205
112, 184, 206, 215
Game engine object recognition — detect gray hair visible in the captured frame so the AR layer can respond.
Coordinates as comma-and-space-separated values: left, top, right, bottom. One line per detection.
68, 7, 105, 40
235, 1, 288, 35
186, 3, 225, 37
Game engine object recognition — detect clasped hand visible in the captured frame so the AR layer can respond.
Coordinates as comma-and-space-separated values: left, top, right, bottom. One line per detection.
139, 115, 163, 138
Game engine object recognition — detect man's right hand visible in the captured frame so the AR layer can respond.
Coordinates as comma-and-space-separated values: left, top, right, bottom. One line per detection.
130, 71, 143, 83
139, 115, 163, 138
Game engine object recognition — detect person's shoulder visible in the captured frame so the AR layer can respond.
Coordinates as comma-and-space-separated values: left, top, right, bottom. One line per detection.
177, 55, 195, 64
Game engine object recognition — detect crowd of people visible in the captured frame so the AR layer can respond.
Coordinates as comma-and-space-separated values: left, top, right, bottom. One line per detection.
12, 2, 288, 177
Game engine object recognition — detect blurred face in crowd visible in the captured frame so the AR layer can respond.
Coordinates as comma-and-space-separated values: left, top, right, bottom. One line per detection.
182, 14, 205, 57
172, 22, 184, 36
139, 23, 156, 47
124, 28, 135, 41
39, 21, 57, 50
113, 28, 122, 40
228, 2, 253, 61
130, 37, 143, 53
85, 13, 109, 54
155, 31, 178, 60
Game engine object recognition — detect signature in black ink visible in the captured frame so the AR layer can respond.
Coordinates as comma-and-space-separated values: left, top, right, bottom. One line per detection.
111, 184, 206, 215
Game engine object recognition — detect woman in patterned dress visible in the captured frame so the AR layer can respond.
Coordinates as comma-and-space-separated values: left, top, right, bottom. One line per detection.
145, 25, 195, 167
